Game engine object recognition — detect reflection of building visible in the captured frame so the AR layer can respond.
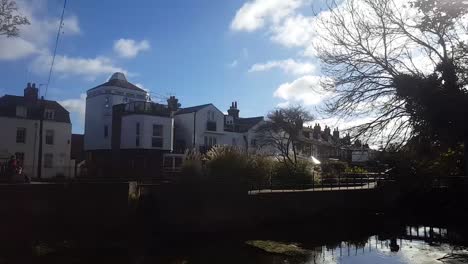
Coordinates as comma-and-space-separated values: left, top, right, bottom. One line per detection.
0, 83, 72, 178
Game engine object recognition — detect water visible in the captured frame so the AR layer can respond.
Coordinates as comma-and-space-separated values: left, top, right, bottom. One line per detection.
2, 218, 468, 263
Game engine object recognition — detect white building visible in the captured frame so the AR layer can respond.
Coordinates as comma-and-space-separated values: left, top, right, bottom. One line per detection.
0, 83, 72, 179
84, 72, 149, 151
83, 73, 174, 179
173, 101, 263, 153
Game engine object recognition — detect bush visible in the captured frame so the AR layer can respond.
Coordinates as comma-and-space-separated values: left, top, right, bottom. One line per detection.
320, 160, 348, 184
179, 149, 204, 183
271, 159, 316, 189
345, 166, 368, 174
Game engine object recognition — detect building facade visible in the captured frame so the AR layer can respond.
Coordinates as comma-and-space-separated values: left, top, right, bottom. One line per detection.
173, 101, 264, 153
84, 73, 174, 179
0, 83, 72, 179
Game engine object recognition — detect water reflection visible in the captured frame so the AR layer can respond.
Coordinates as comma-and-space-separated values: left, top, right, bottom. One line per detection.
3, 224, 468, 264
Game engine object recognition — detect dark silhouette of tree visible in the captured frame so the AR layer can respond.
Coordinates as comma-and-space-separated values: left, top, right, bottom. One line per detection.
0, 0, 29, 37
315, 0, 468, 149
315, 0, 468, 173
255, 106, 314, 172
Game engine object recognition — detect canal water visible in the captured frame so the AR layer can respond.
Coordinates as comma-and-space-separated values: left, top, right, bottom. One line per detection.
2, 216, 468, 263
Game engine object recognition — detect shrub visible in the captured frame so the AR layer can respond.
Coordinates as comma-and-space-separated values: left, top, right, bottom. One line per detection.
345, 166, 368, 174
320, 160, 348, 184
205, 146, 253, 189
179, 149, 204, 183
271, 159, 316, 189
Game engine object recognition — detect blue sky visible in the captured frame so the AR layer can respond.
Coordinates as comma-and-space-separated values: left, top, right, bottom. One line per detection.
0, 0, 335, 134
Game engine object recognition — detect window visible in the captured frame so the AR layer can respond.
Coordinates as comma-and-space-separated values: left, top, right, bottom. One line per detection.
152, 124, 163, 137
44, 153, 53, 168
207, 110, 215, 121
16, 106, 27, 117
44, 109, 55, 120
45, 130, 54, 145
136, 122, 140, 147
251, 139, 257, 147
105, 96, 110, 108
16, 128, 26, 143
204, 136, 217, 147
15, 152, 24, 165
104, 125, 108, 138
152, 124, 163, 148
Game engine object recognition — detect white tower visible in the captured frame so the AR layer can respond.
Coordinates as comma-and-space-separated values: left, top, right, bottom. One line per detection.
84, 72, 148, 151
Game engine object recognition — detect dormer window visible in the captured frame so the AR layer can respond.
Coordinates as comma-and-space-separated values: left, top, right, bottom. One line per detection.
44, 109, 55, 120
16, 106, 27, 117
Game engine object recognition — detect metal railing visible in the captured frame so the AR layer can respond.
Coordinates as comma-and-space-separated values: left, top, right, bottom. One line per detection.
248, 173, 393, 194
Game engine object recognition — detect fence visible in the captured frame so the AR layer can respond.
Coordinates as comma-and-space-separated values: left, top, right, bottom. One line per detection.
248, 172, 393, 193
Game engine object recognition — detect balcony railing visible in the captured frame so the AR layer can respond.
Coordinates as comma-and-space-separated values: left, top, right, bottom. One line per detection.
206, 121, 217, 131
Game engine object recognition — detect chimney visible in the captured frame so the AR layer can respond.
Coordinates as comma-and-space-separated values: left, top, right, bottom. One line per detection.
227, 101, 240, 119
24, 82, 39, 102
313, 123, 321, 139
332, 128, 340, 141
167, 96, 180, 112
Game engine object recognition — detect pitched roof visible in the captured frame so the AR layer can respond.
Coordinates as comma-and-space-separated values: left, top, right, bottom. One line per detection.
174, 104, 212, 115
88, 78, 146, 93
224, 116, 264, 132
237, 116, 264, 130
0, 95, 71, 123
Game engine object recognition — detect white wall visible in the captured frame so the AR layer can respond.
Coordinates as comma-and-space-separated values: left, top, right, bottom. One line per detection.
84, 86, 147, 151
0, 117, 72, 178
120, 115, 173, 151
194, 105, 225, 148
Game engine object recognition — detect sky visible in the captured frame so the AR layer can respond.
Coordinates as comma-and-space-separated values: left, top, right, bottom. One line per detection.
0, 0, 338, 134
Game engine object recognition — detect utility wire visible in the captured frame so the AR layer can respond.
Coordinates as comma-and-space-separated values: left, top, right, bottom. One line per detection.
44, 0, 67, 98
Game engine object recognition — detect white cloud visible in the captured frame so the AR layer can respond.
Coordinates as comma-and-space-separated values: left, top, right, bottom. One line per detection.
249, 59, 315, 75
58, 93, 86, 126
230, 0, 305, 32
113, 39, 150, 58
274, 75, 333, 106
0, 1, 80, 61
0, 37, 38, 60
271, 14, 316, 48
32, 53, 127, 80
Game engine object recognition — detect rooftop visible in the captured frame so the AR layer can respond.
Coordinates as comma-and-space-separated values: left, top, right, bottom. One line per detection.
175, 104, 212, 115
0, 95, 70, 123
88, 72, 146, 93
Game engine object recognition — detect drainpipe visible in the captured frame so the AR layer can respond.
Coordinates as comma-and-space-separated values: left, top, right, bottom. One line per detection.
193, 112, 197, 148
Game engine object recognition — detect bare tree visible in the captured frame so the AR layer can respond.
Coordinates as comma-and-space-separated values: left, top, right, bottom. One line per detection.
314, 0, 468, 149
255, 106, 314, 172
0, 0, 29, 37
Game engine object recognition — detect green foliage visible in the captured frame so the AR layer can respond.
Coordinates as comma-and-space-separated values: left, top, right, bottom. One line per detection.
246, 240, 310, 256
179, 146, 320, 190
271, 159, 316, 188
179, 149, 204, 183
345, 166, 368, 174
321, 160, 348, 178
